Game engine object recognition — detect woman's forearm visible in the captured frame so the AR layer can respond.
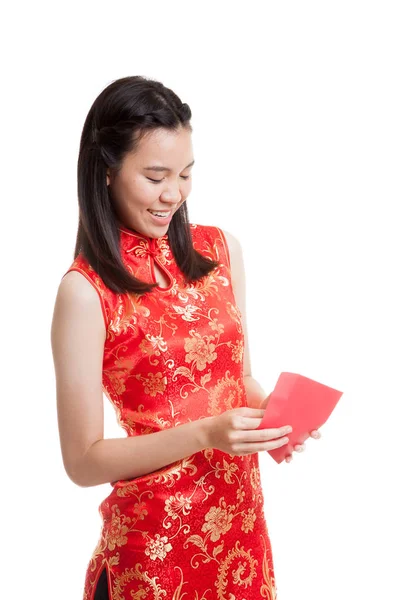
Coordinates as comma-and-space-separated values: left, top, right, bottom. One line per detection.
71, 418, 211, 488
70, 378, 269, 488
243, 375, 270, 409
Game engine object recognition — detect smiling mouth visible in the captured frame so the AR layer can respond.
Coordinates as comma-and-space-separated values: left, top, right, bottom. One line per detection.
148, 210, 172, 216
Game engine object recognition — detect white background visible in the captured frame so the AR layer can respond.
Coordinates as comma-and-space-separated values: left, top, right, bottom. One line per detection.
2, 1, 399, 599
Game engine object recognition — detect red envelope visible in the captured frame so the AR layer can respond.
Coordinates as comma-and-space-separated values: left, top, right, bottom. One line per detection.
256, 372, 343, 464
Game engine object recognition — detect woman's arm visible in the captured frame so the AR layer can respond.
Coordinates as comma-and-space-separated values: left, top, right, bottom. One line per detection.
221, 229, 271, 411
75, 422, 208, 487
243, 375, 271, 410
221, 229, 321, 459
51, 271, 210, 488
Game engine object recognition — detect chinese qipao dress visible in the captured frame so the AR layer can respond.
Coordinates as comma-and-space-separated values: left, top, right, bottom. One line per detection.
63, 223, 278, 600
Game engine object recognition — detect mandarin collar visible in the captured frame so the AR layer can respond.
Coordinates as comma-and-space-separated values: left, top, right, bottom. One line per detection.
119, 225, 168, 258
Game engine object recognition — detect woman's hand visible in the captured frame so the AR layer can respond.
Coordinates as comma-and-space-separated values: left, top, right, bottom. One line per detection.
259, 393, 322, 463
285, 429, 322, 463
201, 407, 293, 456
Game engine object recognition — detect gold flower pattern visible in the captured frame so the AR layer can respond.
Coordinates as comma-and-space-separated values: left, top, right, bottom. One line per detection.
184, 331, 218, 371
107, 506, 130, 551
145, 534, 173, 561
65, 223, 277, 599
201, 500, 234, 542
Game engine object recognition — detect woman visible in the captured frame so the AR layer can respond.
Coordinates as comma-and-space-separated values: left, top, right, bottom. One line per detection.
51, 75, 320, 600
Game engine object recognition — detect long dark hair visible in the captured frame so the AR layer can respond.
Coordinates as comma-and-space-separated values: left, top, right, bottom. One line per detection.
75, 75, 220, 295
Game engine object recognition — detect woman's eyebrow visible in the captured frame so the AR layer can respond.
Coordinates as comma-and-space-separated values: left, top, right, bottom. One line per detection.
143, 160, 195, 172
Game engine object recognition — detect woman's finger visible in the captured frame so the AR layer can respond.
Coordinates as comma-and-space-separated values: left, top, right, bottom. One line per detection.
310, 430, 322, 439
294, 444, 305, 452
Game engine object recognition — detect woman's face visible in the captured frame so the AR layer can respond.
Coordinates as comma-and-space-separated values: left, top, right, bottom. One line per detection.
107, 126, 194, 237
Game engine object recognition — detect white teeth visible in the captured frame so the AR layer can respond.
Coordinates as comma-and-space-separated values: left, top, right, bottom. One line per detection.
149, 210, 170, 217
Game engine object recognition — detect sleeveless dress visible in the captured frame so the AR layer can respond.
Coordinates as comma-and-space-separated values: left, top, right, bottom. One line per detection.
63, 223, 278, 600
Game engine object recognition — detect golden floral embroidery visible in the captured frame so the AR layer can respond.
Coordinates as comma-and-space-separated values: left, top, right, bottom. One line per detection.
209, 317, 225, 335
156, 237, 173, 264
183, 532, 224, 567
236, 486, 246, 504
260, 534, 277, 599
214, 457, 238, 485
226, 300, 243, 334
177, 271, 225, 303
217, 541, 258, 596
115, 480, 140, 497
250, 466, 261, 491
139, 334, 165, 354
107, 293, 148, 342
125, 238, 153, 259
139, 333, 168, 366
230, 338, 244, 363
144, 533, 173, 561
112, 563, 167, 600
208, 372, 243, 415
161, 493, 192, 541
104, 346, 134, 396
132, 501, 148, 521
164, 492, 192, 521
241, 508, 257, 533
106, 371, 127, 396
204, 447, 214, 460
135, 371, 168, 396
146, 455, 198, 488
201, 500, 234, 542
107, 505, 130, 551
171, 303, 202, 321
184, 331, 218, 371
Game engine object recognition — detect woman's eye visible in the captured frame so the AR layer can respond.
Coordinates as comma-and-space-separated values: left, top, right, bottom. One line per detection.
147, 176, 190, 184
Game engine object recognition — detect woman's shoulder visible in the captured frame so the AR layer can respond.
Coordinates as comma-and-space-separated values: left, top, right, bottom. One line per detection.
190, 222, 236, 269
61, 253, 106, 291
190, 222, 223, 248
60, 254, 112, 329
190, 222, 227, 241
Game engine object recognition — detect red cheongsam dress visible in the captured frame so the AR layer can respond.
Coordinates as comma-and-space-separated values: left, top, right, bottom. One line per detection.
63, 222, 278, 600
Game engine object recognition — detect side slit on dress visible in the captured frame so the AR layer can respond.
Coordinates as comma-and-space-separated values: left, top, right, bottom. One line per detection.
93, 567, 109, 600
